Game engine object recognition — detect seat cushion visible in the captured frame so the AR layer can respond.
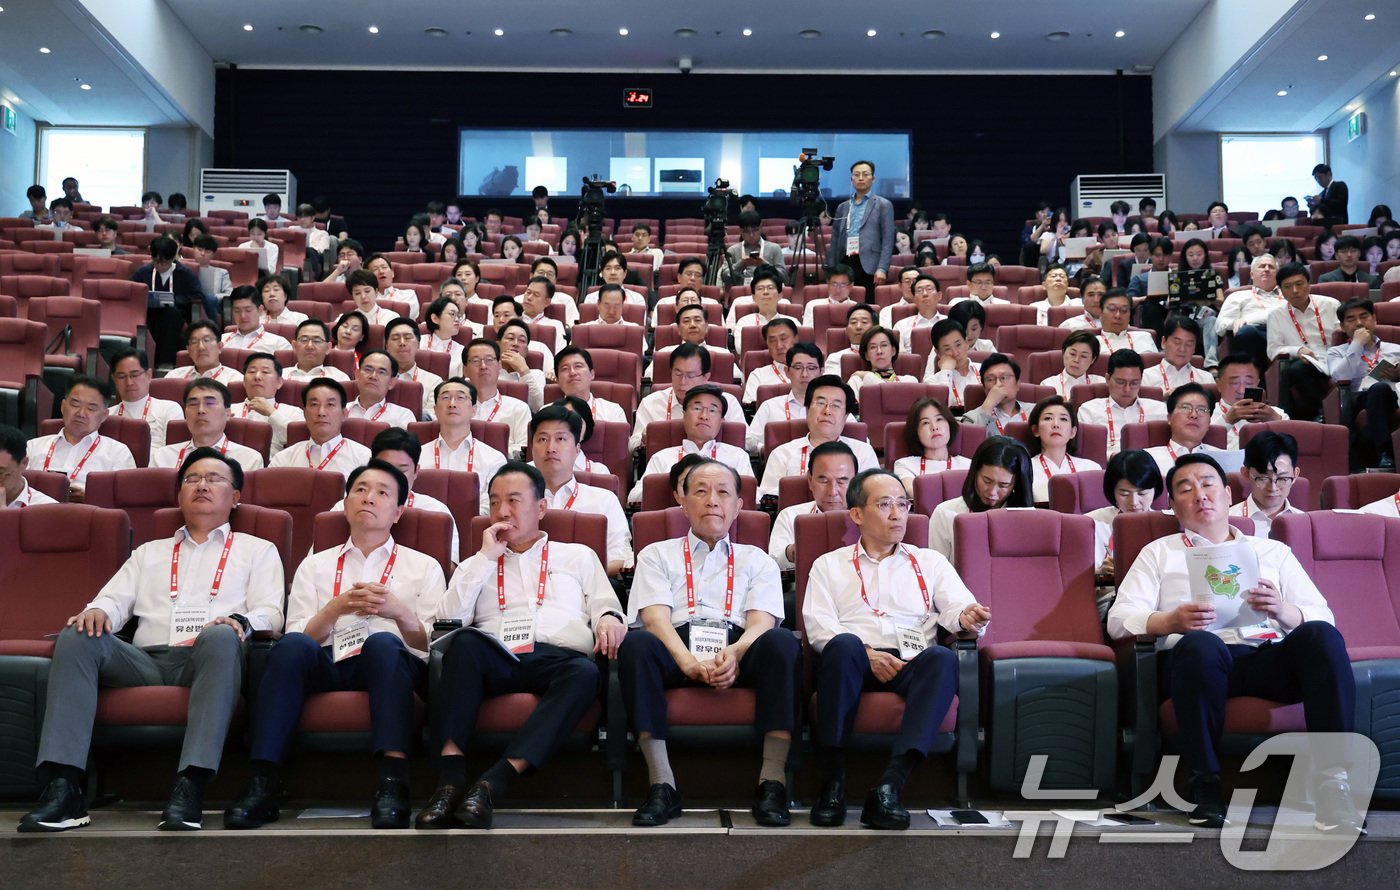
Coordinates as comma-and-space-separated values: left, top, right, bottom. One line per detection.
0, 640, 55, 658
297, 691, 425, 732
809, 691, 959, 734
95, 687, 244, 726
665, 688, 756, 725
1160, 696, 1306, 736
477, 694, 601, 734
980, 640, 1115, 663
1348, 646, 1400, 662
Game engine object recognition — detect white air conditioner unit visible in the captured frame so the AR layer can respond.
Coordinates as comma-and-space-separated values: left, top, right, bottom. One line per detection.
199, 169, 297, 214
1070, 174, 1166, 217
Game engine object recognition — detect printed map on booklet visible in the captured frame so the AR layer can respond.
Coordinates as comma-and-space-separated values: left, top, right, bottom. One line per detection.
1184, 539, 1279, 643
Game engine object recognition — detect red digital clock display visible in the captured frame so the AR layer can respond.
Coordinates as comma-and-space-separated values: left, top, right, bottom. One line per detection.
623, 88, 653, 109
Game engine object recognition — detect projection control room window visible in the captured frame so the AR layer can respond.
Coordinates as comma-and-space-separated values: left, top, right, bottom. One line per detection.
1219, 134, 1326, 218
37, 127, 147, 211
459, 128, 911, 201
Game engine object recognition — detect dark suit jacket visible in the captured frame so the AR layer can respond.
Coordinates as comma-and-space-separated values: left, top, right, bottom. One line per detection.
1315, 180, 1348, 223
130, 262, 203, 308
829, 193, 895, 276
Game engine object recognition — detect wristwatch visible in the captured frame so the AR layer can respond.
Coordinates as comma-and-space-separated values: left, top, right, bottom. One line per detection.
228, 613, 253, 636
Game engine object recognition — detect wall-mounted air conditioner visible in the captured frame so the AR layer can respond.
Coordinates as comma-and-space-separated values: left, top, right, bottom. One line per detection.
199, 169, 297, 214
1070, 174, 1166, 217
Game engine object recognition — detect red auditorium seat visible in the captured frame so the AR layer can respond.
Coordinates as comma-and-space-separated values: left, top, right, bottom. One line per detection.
0, 318, 46, 431
240, 468, 345, 566
883, 420, 987, 469
1319, 472, 1400, 510
39, 415, 151, 469
410, 468, 481, 561
82, 468, 179, 547
1238, 421, 1346, 510
406, 420, 511, 461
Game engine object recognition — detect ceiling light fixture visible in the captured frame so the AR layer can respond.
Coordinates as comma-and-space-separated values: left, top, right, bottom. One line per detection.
1365, 13, 1375, 21
243, 24, 253, 32
1277, 89, 1288, 96
550, 28, 572, 37
1347, 103, 1358, 110
39, 47, 50, 54
493, 28, 504, 36
742, 28, 752, 37
368, 26, 379, 34
1391, 69, 1398, 77
1317, 54, 1328, 61
298, 24, 323, 34
80, 83, 91, 91
1115, 30, 1125, 38
619, 28, 629, 36
799, 29, 821, 39
674, 28, 697, 38
866, 29, 877, 37
922, 30, 945, 39
425, 27, 448, 37
990, 31, 1001, 39
1047, 31, 1069, 41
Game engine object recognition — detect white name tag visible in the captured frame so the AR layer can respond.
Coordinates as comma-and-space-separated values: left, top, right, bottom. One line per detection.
498, 612, 537, 655
1240, 621, 1282, 642
689, 618, 728, 660
169, 606, 210, 647
333, 619, 369, 663
894, 622, 927, 662
846, 235, 860, 256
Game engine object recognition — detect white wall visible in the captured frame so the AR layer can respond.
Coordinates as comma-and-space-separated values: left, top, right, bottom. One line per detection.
0, 91, 38, 219
1154, 131, 1221, 215
145, 126, 214, 201
1327, 77, 1400, 226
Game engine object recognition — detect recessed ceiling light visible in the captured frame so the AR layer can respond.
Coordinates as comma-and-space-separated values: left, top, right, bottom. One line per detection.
619, 28, 629, 37
1365, 13, 1375, 21
990, 31, 1001, 39
799, 29, 821, 39
1347, 103, 1358, 110
1277, 89, 1288, 96
493, 28, 504, 37
425, 27, 448, 37
675, 28, 697, 38
742, 28, 752, 37
1047, 31, 1069, 41
39, 47, 50, 54
1391, 70, 1398, 77
1317, 54, 1328, 61
79, 83, 91, 91
1115, 30, 1126, 38
368, 26, 379, 34
550, 28, 572, 37
243, 24, 253, 32
298, 24, 322, 34
922, 30, 945, 39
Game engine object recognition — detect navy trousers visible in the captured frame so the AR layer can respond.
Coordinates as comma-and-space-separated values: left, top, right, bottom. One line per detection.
814, 633, 958, 757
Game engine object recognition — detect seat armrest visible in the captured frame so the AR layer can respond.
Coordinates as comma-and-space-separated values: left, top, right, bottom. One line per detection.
1113, 634, 1159, 791
431, 619, 463, 641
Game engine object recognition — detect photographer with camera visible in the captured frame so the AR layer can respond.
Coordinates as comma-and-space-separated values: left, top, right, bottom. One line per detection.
830, 160, 895, 298
722, 211, 784, 287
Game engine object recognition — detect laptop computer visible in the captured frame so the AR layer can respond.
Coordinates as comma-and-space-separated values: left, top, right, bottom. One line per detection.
1168, 269, 1217, 302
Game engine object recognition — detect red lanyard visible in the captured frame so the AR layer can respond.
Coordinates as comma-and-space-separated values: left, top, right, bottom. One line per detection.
773, 364, 788, 384
170, 531, 236, 600
558, 484, 580, 511
799, 445, 809, 475
1100, 333, 1114, 355
406, 491, 416, 508
850, 544, 930, 619
783, 399, 793, 421
497, 543, 549, 611
235, 330, 265, 350
1105, 402, 1144, 449
678, 442, 719, 462
309, 439, 346, 470
1393, 492, 1399, 516
1181, 533, 1195, 548
178, 436, 228, 464
1167, 442, 1189, 461
948, 367, 979, 408
664, 390, 675, 421
434, 438, 475, 472
1058, 371, 1074, 396
333, 543, 398, 597
1362, 348, 1381, 371
683, 537, 734, 619
1287, 301, 1324, 350
117, 399, 151, 420
427, 334, 453, 353
241, 401, 276, 418
362, 401, 388, 422
1039, 453, 1076, 481
44, 434, 101, 477
1160, 361, 1198, 393
483, 398, 502, 423
921, 456, 954, 474
992, 409, 1026, 436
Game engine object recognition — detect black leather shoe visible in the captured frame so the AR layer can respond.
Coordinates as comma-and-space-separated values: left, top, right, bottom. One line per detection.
457, 780, 494, 830
223, 775, 282, 830
809, 778, 847, 827
752, 780, 791, 827
415, 784, 466, 829
18, 778, 89, 833
158, 776, 204, 831
371, 776, 411, 829
1188, 773, 1228, 829
860, 783, 910, 830
632, 783, 682, 827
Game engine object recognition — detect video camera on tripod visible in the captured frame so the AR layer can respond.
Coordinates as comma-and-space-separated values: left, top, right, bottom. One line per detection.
703, 178, 735, 236
576, 176, 617, 293
792, 149, 834, 211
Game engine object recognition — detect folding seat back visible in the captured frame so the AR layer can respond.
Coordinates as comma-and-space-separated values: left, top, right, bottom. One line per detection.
82, 468, 179, 547
1238, 421, 1345, 510
581, 420, 633, 491
912, 470, 970, 516
285, 418, 389, 451
992, 324, 1066, 366
313, 509, 454, 581
1015, 285, 1082, 306
990, 265, 1042, 291
464, 511, 606, 561
406, 420, 511, 462
213, 248, 260, 287
1046, 469, 1171, 514
341, 378, 424, 418
38, 415, 151, 469
27, 295, 101, 369
21, 470, 70, 502
954, 510, 1115, 791
960, 384, 1057, 418
640, 474, 757, 513
1320, 472, 1400, 510
777, 476, 812, 510
410, 468, 481, 561
653, 325, 728, 351
1067, 382, 1166, 416
294, 281, 348, 307
574, 346, 641, 393
926, 266, 967, 289
883, 419, 987, 467
837, 351, 924, 381
576, 302, 647, 326
542, 382, 637, 425
1309, 281, 1368, 302
0, 254, 61, 279
0, 318, 46, 431
760, 419, 868, 458
644, 419, 746, 461
943, 285, 1012, 303
573, 471, 622, 507
267, 227, 306, 276
241, 468, 345, 566
82, 278, 150, 347
651, 346, 734, 385
71, 255, 134, 292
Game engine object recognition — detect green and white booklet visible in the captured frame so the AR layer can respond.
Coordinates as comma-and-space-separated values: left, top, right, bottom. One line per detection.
1184, 539, 1280, 643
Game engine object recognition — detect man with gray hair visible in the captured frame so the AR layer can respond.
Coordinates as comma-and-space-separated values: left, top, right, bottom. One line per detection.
1215, 253, 1284, 371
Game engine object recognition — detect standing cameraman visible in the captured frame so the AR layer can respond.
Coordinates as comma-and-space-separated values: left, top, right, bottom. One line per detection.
830, 160, 895, 299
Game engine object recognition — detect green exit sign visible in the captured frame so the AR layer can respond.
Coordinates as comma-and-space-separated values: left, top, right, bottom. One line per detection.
1348, 110, 1366, 143
1, 104, 15, 135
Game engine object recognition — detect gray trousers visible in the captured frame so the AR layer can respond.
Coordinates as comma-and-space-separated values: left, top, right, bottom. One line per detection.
37, 622, 245, 773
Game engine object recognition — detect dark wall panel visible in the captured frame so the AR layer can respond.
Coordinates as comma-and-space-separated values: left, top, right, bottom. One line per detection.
214, 69, 1153, 259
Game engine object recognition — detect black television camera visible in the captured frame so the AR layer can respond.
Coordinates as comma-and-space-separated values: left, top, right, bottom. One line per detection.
703, 178, 735, 238
577, 176, 617, 232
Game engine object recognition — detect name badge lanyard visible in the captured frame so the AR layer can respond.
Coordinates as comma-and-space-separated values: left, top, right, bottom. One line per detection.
850, 544, 930, 619
1105, 402, 1145, 449
170, 532, 237, 600
309, 439, 346, 470
497, 543, 550, 612
434, 438, 475, 472
177, 436, 229, 465
684, 537, 735, 621
333, 543, 399, 597
43, 435, 102, 477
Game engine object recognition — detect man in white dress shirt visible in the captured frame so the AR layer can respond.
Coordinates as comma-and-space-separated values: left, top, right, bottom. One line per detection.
346, 350, 417, 430
743, 318, 800, 404
1144, 383, 1224, 476
769, 440, 856, 571
802, 469, 990, 829
891, 274, 944, 353
417, 463, 626, 829
189, 236, 232, 324
620, 460, 801, 828
736, 269, 798, 333
586, 284, 642, 330
947, 262, 1009, 310
748, 343, 822, 454
366, 254, 421, 320
232, 353, 304, 456
108, 348, 183, 453
581, 252, 647, 307
1229, 430, 1304, 538
1026, 263, 1081, 325
1109, 455, 1361, 832
517, 277, 567, 354
226, 460, 446, 831
1141, 316, 1208, 395
824, 304, 877, 376
149, 379, 265, 473
1215, 253, 1283, 370
801, 264, 860, 329
222, 287, 292, 352
529, 406, 631, 576
330, 428, 460, 564
1096, 290, 1156, 355
1329, 298, 1400, 467
1077, 350, 1168, 456
630, 343, 746, 453
528, 257, 582, 328
554, 346, 628, 426
877, 267, 922, 329
267, 378, 372, 474
1213, 352, 1288, 450
496, 320, 549, 411
464, 339, 532, 457
723, 211, 786, 289
19, 450, 283, 832
1267, 262, 1340, 422
631, 385, 753, 504
285, 319, 350, 382
1, 425, 58, 507
959, 354, 1037, 436
27, 376, 137, 501
1059, 277, 1107, 332
923, 319, 982, 410
758, 376, 877, 501
385, 317, 440, 422
641, 303, 738, 383
419, 377, 508, 511
164, 321, 240, 384
340, 269, 402, 327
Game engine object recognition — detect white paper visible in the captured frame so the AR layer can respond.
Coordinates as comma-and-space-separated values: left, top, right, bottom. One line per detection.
1299, 353, 1329, 375
430, 624, 519, 661
1184, 540, 1266, 638
297, 807, 371, 819
926, 809, 1014, 828
1063, 237, 1099, 260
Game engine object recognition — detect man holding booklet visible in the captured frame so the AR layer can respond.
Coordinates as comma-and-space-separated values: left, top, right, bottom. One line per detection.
1327, 298, 1400, 468
1265, 262, 1340, 422
1109, 454, 1360, 833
